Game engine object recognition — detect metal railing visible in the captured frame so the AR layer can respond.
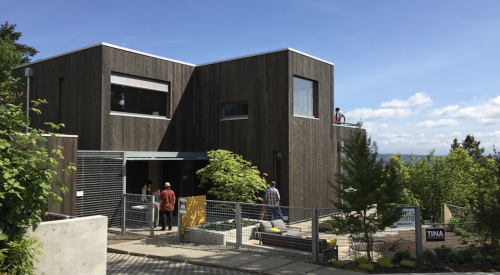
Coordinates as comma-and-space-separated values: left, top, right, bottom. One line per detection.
333, 122, 358, 127
177, 198, 340, 263
41, 212, 76, 222
122, 193, 155, 237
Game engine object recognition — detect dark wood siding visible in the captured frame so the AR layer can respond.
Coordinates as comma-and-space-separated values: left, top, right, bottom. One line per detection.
194, 52, 290, 205
101, 46, 196, 151
288, 51, 335, 208
11, 47, 103, 150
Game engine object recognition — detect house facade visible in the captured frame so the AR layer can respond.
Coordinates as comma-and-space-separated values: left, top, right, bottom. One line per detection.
12, 43, 359, 211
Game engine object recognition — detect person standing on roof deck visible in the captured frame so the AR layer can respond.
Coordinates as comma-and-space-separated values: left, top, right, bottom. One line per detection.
335, 108, 346, 125
160, 182, 176, 231
265, 181, 284, 221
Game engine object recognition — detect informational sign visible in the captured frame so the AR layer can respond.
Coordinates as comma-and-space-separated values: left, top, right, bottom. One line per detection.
426, 228, 445, 242
180, 210, 187, 214
76, 191, 84, 197
393, 208, 415, 227
180, 199, 186, 210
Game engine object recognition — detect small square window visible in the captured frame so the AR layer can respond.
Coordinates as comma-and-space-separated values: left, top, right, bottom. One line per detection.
293, 77, 317, 118
222, 102, 248, 120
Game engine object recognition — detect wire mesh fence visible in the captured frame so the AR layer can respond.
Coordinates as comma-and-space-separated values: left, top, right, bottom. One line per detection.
442, 203, 475, 223
123, 193, 155, 237
178, 198, 340, 263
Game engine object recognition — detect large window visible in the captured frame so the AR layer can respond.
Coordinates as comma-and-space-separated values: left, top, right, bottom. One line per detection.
222, 102, 248, 120
293, 76, 317, 118
110, 72, 169, 118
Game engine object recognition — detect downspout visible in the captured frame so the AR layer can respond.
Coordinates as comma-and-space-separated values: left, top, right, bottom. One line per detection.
25, 67, 33, 132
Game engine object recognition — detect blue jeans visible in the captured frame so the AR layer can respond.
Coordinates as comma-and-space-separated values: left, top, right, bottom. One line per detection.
268, 205, 284, 221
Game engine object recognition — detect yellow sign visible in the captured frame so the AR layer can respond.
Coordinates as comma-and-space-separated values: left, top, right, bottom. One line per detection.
180, 195, 206, 236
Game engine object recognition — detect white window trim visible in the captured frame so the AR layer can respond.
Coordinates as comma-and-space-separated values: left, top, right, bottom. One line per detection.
220, 116, 249, 121
110, 111, 170, 120
293, 115, 319, 120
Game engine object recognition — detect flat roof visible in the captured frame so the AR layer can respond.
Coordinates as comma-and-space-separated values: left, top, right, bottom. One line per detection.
12, 43, 333, 70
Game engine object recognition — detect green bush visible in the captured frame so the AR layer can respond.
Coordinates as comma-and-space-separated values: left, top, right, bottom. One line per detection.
448, 262, 458, 268
393, 251, 411, 263
420, 260, 431, 269
329, 260, 344, 268
447, 252, 465, 263
421, 249, 436, 262
353, 256, 367, 264
0, 236, 43, 274
461, 237, 470, 244
434, 245, 452, 260
459, 249, 474, 261
493, 254, 500, 265
376, 256, 393, 268
441, 265, 451, 271
359, 262, 374, 271
319, 222, 334, 233
495, 265, 500, 271
400, 259, 415, 268
473, 261, 482, 267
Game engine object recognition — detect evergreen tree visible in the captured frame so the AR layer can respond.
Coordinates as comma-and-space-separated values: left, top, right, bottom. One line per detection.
0, 22, 39, 64
330, 125, 402, 262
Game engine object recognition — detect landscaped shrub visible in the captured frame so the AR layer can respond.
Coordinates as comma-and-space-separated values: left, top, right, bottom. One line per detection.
459, 249, 474, 261
493, 254, 500, 265
447, 251, 465, 263
400, 259, 416, 268
376, 256, 393, 268
419, 260, 431, 269
434, 245, 452, 260
461, 236, 470, 244
392, 251, 411, 263
473, 261, 482, 267
353, 256, 368, 264
319, 222, 334, 233
421, 249, 436, 262
441, 265, 451, 271
359, 262, 374, 271
448, 262, 458, 268
328, 260, 344, 268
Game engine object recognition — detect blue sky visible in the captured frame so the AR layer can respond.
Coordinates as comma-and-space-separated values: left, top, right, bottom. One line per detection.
3, 0, 499, 155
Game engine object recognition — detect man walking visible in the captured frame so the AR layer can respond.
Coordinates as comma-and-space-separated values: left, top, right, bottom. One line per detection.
265, 181, 284, 221
160, 182, 176, 231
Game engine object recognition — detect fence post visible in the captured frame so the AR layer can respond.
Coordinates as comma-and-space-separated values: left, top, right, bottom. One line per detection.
441, 203, 444, 223
312, 208, 319, 263
122, 194, 126, 234
177, 199, 183, 243
150, 196, 154, 238
415, 206, 422, 259
236, 202, 242, 249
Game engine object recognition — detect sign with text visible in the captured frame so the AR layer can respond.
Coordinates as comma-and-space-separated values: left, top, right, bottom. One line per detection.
393, 208, 415, 227
426, 228, 445, 242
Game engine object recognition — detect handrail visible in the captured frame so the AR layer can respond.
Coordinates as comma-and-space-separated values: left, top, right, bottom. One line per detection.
333, 122, 358, 127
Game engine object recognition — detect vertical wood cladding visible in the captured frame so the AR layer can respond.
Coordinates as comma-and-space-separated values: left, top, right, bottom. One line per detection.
101, 46, 196, 151
194, 52, 290, 205
11, 47, 103, 150
37, 136, 78, 216
288, 51, 335, 209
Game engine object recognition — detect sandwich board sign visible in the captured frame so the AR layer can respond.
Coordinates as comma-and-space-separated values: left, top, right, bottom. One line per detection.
393, 208, 415, 227
426, 228, 445, 242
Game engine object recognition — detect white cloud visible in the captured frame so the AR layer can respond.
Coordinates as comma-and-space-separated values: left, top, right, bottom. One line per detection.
346, 108, 412, 121
415, 119, 461, 128
363, 121, 389, 134
381, 92, 433, 108
429, 96, 500, 125
473, 131, 500, 138
419, 132, 462, 139
379, 133, 412, 139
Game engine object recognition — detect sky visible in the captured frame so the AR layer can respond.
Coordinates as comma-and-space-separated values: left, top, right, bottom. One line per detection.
3, 0, 499, 155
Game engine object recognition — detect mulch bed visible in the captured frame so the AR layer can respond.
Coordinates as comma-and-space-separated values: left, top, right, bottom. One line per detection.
107, 233, 149, 245
339, 259, 499, 274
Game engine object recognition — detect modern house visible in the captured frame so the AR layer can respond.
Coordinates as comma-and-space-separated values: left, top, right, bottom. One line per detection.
12, 43, 360, 225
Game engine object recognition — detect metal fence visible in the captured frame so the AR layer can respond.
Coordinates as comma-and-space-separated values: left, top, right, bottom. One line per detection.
122, 194, 156, 237
41, 212, 76, 222
76, 151, 124, 227
441, 203, 475, 223
177, 198, 340, 263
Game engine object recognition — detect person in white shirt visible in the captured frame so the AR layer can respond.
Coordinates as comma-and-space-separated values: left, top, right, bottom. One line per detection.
335, 108, 346, 125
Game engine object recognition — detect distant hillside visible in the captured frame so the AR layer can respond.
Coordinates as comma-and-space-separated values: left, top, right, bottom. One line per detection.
377, 154, 427, 165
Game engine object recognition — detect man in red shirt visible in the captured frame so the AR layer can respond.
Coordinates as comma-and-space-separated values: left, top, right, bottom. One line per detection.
160, 182, 176, 231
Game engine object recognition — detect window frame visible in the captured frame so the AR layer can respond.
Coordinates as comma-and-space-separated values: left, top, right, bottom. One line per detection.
292, 76, 318, 119
221, 101, 249, 121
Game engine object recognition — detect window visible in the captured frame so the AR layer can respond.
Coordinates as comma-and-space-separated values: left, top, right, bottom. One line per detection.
222, 102, 248, 120
110, 72, 169, 118
293, 76, 317, 118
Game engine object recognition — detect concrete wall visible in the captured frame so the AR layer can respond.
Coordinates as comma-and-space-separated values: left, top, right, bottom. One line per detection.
28, 215, 107, 275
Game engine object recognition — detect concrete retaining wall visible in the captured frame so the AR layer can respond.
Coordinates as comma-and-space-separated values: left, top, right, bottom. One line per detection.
28, 215, 107, 275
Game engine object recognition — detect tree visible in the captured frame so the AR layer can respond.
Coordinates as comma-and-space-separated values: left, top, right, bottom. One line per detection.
0, 77, 74, 273
330, 126, 402, 262
197, 149, 267, 203
450, 135, 487, 165
0, 39, 21, 83
0, 22, 39, 64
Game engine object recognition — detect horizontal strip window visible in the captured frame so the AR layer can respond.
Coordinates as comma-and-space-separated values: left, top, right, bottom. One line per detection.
222, 102, 248, 119
110, 111, 170, 120
111, 84, 169, 117
111, 72, 168, 92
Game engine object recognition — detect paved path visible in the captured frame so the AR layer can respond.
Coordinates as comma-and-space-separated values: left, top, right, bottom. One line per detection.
107, 253, 252, 275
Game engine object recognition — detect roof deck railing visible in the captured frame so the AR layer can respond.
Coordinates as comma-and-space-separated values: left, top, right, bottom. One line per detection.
333, 122, 358, 127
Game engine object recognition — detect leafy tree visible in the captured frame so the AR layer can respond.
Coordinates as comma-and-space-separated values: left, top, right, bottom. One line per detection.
197, 149, 267, 203
451, 135, 487, 165
330, 126, 402, 262
0, 38, 22, 83
0, 77, 74, 273
0, 21, 39, 64
389, 153, 418, 206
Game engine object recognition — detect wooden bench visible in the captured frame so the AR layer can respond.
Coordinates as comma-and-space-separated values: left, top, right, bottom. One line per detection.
256, 231, 338, 260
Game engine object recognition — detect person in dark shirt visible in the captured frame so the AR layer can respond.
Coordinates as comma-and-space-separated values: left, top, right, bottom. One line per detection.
153, 189, 161, 227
